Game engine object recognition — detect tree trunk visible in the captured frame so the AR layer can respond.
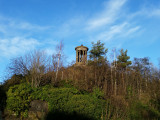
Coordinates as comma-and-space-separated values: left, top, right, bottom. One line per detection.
114, 68, 117, 96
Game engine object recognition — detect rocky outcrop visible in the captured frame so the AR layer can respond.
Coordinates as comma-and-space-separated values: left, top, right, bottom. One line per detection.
3, 100, 48, 120
30, 100, 48, 112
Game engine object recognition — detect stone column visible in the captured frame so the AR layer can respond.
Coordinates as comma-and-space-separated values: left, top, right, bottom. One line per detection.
79, 50, 80, 62
78, 50, 80, 62
85, 50, 87, 61
83, 50, 84, 62
81, 50, 82, 62
76, 50, 78, 63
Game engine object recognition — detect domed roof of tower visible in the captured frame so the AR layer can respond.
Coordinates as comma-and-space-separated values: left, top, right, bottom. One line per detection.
75, 44, 89, 51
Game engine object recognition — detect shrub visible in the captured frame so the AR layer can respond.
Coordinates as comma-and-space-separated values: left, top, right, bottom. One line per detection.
0, 85, 7, 111
6, 83, 106, 120
31, 85, 79, 111
92, 87, 104, 99
66, 94, 105, 120
6, 83, 32, 117
129, 101, 160, 120
31, 85, 106, 120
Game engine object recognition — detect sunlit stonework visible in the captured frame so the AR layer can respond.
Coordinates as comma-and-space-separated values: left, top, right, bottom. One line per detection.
75, 44, 88, 65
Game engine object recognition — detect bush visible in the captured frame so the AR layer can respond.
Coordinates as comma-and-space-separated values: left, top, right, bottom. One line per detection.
31, 85, 106, 120
6, 83, 106, 120
0, 85, 7, 111
66, 94, 105, 120
6, 83, 32, 117
31, 85, 79, 111
92, 87, 104, 99
3, 74, 24, 91
129, 101, 160, 120
45, 110, 95, 120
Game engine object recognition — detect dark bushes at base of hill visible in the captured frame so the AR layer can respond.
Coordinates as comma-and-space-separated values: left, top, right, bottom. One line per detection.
0, 85, 7, 112
6, 83, 32, 117
45, 110, 95, 120
129, 101, 160, 120
6, 83, 106, 120
5, 82, 160, 120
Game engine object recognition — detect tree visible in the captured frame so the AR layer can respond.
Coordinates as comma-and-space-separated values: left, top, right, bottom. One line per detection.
132, 57, 151, 94
52, 41, 64, 86
30, 50, 47, 87
117, 49, 132, 95
89, 40, 108, 64
8, 56, 30, 76
7, 50, 48, 88
132, 57, 150, 76
117, 49, 132, 70
87, 40, 108, 90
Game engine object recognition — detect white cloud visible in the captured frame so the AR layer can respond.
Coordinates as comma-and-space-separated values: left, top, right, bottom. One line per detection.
53, 17, 85, 38
149, 8, 160, 17
0, 15, 53, 37
125, 26, 141, 36
129, 7, 160, 18
0, 15, 57, 58
9, 21, 52, 31
91, 22, 140, 43
0, 37, 40, 57
45, 48, 56, 55
86, 0, 127, 30
0, 25, 7, 34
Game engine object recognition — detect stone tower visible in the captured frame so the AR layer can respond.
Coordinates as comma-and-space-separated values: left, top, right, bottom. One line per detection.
75, 44, 89, 65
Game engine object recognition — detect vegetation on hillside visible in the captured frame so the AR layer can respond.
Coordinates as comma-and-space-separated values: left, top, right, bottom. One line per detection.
0, 40, 160, 120
6, 82, 105, 120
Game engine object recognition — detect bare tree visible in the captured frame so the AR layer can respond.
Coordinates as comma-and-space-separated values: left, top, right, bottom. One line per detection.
7, 50, 48, 87
110, 48, 118, 96
8, 56, 29, 76
29, 50, 47, 87
52, 41, 64, 85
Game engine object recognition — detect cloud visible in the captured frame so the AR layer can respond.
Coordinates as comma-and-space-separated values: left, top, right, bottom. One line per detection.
0, 15, 53, 37
45, 48, 56, 55
0, 15, 57, 58
125, 26, 141, 36
149, 8, 160, 17
53, 17, 85, 38
86, 0, 127, 30
0, 37, 40, 57
93, 22, 140, 42
129, 6, 160, 19
10, 21, 52, 31
0, 0, 158, 60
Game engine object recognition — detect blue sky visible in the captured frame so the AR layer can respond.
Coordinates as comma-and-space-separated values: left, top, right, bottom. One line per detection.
0, 0, 160, 82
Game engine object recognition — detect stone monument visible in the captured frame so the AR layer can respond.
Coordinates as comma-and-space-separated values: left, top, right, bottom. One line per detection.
75, 44, 88, 65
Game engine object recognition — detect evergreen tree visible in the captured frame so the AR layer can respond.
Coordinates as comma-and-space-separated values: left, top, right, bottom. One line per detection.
89, 40, 108, 63
117, 49, 132, 70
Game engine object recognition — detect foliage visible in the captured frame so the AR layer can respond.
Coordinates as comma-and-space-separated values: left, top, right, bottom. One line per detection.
7, 50, 51, 88
31, 85, 79, 111
129, 101, 160, 120
45, 110, 95, 120
31, 85, 105, 120
3, 74, 24, 91
92, 87, 104, 99
3, 40, 160, 120
117, 49, 132, 69
58, 80, 74, 88
0, 85, 7, 111
66, 94, 105, 120
6, 82, 106, 120
132, 57, 151, 76
6, 83, 32, 117
89, 40, 108, 62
